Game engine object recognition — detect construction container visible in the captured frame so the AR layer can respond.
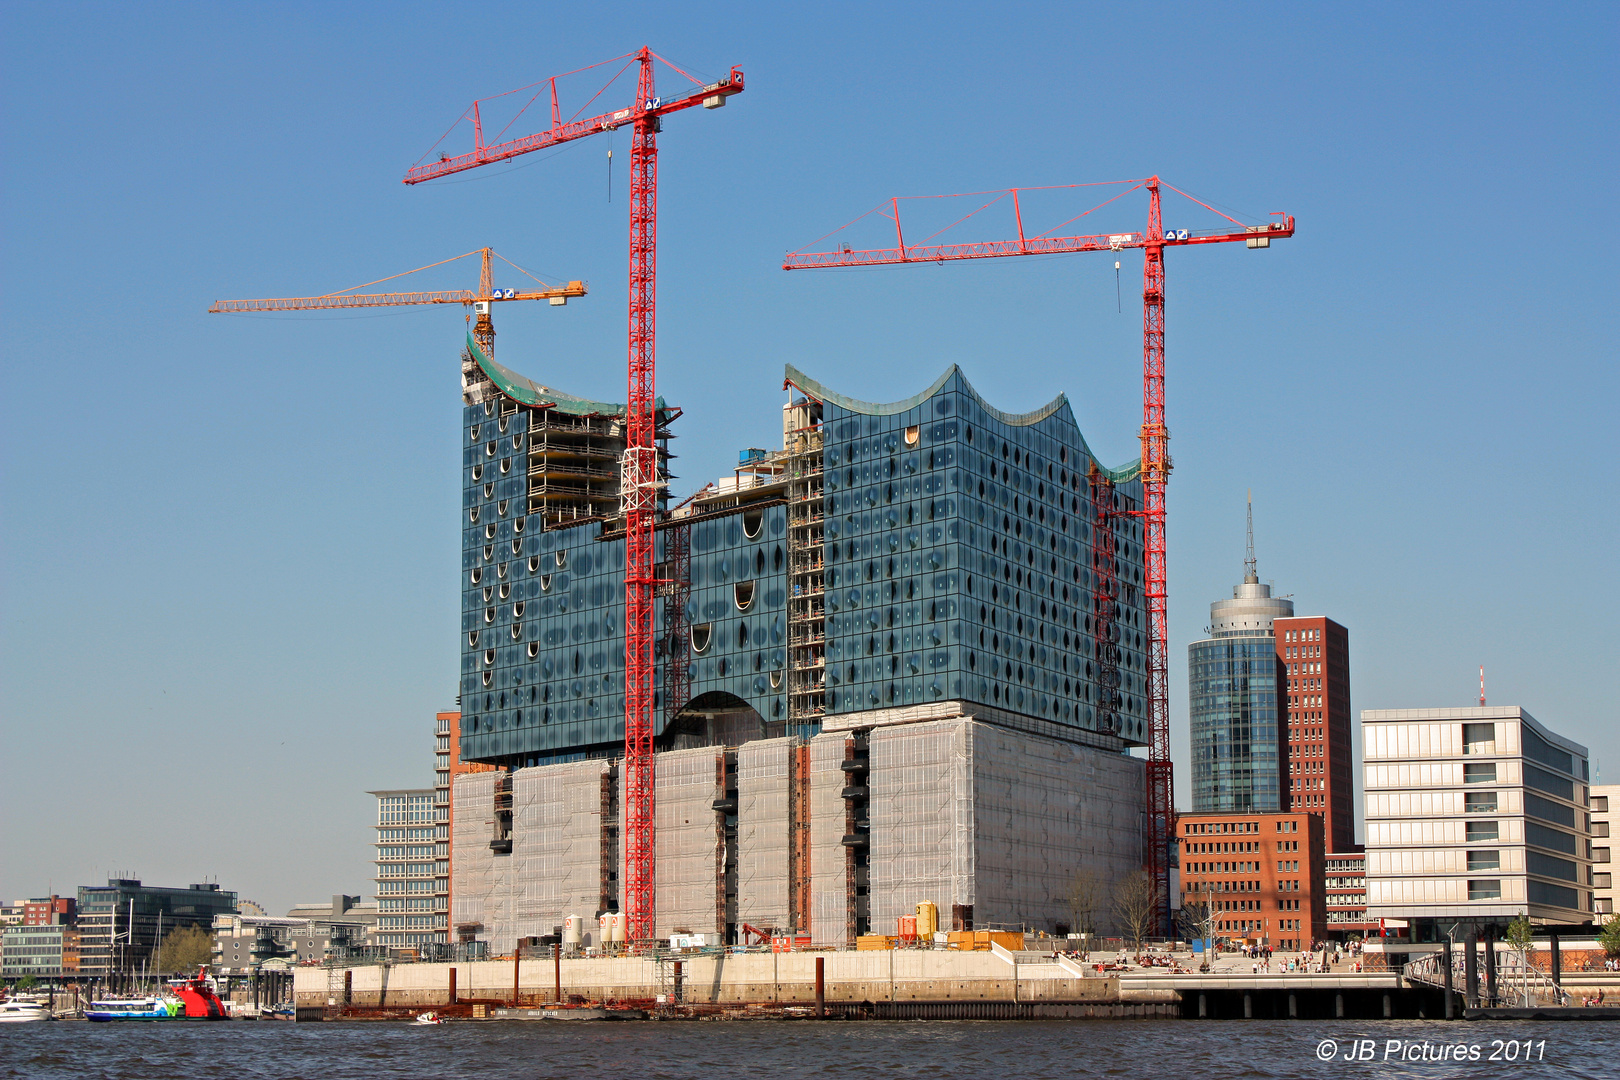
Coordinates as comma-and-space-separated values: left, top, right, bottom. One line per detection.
898, 915, 918, 940
915, 901, 939, 938
856, 934, 897, 951
944, 930, 1025, 952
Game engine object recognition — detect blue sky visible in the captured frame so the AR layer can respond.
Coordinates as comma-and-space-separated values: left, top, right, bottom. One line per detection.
3, 2, 1615, 915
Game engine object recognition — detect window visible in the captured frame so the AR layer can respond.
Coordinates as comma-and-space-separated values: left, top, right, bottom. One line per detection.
905, 425, 920, 446
734, 581, 755, 611
742, 508, 763, 539
1467, 850, 1500, 871
690, 624, 712, 653
1466, 821, 1499, 842
1464, 792, 1497, 813
1593, 796, 1610, 812
1468, 879, 1502, 901
1464, 763, 1497, 784
1595, 848, 1611, 865
1462, 722, 1494, 751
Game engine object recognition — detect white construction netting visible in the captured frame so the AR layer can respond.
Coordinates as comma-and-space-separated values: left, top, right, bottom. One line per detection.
655, 748, 724, 937
868, 720, 976, 931
736, 737, 791, 931
809, 733, 852, 947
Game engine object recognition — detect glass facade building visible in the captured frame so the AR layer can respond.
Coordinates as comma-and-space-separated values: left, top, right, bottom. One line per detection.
455, 340, 1150, 769
1188, 572, 1292, 813
372, 789, 439, 946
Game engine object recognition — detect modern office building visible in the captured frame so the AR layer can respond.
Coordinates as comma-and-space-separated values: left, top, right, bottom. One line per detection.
1177, 810, 1325, 950
74, 880, 238, 980
451, 341, 1154, 950
0, 924, 72, 981
1275, 616, 1353, 851
212, 897, 377, 974
372, 788, 439, 948
1187, 524, 1291, 813
23, 895, 75, 926
1363, 706, 1593, 937
1591, 784, 1616, 916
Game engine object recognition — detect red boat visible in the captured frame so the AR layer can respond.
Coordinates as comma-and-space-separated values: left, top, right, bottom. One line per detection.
168, 966, 228, 1019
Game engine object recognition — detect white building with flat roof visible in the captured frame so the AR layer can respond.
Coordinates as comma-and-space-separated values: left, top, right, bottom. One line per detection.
1363, 707, 1593, 934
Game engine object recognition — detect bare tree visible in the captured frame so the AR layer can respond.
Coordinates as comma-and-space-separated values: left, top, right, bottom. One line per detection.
1066, 868, 1103, 959
1176, 884, 1220, 972
1111, 870, 1160, 962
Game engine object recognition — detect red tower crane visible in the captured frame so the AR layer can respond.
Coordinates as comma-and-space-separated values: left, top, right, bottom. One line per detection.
784, 178, 1294, 931
404, 48, 744, 944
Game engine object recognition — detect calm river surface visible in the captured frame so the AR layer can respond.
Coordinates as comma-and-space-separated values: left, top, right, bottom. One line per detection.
1, 1019, 1612, 1079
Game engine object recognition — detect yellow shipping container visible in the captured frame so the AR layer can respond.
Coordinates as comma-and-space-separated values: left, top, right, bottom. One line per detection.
915, 901, 939, 937
856, 934, 897, 951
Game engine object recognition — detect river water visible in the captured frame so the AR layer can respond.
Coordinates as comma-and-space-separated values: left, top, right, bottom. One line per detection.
1, 1018, 1611, 1079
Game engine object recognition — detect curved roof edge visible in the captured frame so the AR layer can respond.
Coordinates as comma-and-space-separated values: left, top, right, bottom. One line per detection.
467, 334, 669, 417
784, 361, 1140, 484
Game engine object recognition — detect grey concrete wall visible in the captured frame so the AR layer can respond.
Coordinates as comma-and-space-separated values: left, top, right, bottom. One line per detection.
293, 951, 1121, 1008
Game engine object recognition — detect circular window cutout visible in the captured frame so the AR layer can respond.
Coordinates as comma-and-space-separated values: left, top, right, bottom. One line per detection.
734, 581, 756, 611
742, 508, 764, 539
690, 624, 713, 654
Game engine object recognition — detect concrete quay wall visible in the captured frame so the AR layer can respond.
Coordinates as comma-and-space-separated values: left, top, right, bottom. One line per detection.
293, 951, 1121, 1009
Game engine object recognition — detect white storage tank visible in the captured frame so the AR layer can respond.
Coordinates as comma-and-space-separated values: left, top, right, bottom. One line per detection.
563, 914, 584, 951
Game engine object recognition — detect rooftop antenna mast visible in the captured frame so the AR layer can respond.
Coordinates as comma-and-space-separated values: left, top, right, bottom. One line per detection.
1244, 489, 1258, 584
1479, 666, 1486, 708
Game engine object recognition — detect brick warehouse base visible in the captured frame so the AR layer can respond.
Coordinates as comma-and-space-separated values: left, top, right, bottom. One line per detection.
452, 717, 1146, 953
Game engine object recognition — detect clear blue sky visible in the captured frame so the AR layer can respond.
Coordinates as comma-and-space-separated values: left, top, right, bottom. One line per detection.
3, 2, 1615, 915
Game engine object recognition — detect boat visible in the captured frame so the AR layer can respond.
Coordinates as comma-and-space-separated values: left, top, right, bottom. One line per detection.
0, 1000, 50, 1023
86, 966, 229, 1022
85, 997, 180, 1021
414, 1011, 444, 1024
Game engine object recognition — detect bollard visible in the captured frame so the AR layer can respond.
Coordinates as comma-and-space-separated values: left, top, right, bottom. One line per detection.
449, 967, 457, 1006
815, 956, 825, 1018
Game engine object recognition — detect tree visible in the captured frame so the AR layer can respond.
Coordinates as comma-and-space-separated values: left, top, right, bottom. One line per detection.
1176, 885, 1220, 972
1066, 868, 1103, 959
1598, 913, 1620, 959
1111, 870, 1161, 961
15, 975, 37, 991
1504, 911, 1536, 1008
156, 925, 214, 975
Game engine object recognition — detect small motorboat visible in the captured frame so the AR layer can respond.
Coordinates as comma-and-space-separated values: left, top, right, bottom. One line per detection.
0, 1000, 50, 1023
414, 1011, 443, 1024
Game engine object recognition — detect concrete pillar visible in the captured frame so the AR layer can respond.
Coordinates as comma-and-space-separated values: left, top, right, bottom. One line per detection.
1288, 992, 1297, 1018
1464, 929, 1479, 1009
1442, 941, 1454, 1020
1335, 992, 1344, 1018
1382, 993, 1392, 1018
1549, 934, 1561, 986
1483, 929, 1497, 1007
1243, 992, 1252, 1019
1198, 992, 1207, 1018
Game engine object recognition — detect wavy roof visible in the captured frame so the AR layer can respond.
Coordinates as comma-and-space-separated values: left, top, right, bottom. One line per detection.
783, 362, 1139, 483
467, 334, 669, 417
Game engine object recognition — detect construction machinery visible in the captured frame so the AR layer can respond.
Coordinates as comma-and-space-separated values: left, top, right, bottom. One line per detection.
209, 247, 584, 360
784, 178, 1295, 933
404, 48, 744, 945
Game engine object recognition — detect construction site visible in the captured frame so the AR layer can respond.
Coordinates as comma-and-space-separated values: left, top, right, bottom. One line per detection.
214, 45, 1298, 1013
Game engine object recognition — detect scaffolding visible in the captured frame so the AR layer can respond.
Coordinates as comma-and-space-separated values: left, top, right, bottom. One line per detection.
808, 733, 852, 948
654, 748, 725, 938
784, 397, 826, 724
736, 738, 792, 932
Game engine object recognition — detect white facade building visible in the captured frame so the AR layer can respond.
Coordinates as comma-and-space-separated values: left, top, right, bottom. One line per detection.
1591, 784, 1616, 916
1363, 707, 1593, 931
370, 788, 439, 948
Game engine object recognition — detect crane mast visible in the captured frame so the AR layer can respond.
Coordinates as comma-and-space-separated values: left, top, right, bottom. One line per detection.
784, 178, 1293, 933
405, 49, 743, 944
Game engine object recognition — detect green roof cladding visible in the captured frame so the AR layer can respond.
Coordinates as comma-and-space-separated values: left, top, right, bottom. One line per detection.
467, 334, 669, 417
783, 362, 1140, 484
